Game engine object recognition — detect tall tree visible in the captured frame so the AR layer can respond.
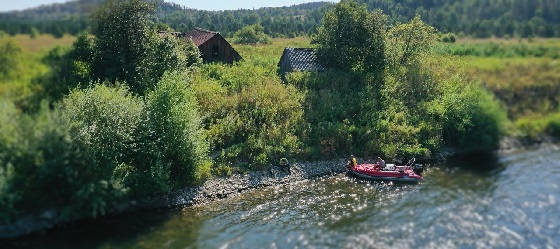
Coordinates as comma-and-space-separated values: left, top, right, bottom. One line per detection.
313, 0, 386, 75
90, 0, 201, 95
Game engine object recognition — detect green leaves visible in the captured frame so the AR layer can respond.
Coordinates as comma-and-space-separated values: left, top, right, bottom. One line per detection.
313, 0, 386, 75
386, 16, 437, 67
0, 41, 22, 80
233, 24, 271, 45
141, 71, 210, 188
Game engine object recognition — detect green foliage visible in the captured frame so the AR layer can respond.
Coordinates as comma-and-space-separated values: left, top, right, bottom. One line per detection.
386, 16, 437, 67
194, 62, 304, 168
90, 0, 201, 95
373, 15, 505, 159
439, 33, 456, 43
0, 41, 22, 80
233, 24, 271, 45
437, 79, 508, 152
514, 113, 560, 140
435, 42, 560, 58
0, 100, 126, 222
0, 75, 215, 221
3, 0, 560, 38
39, 33, 94, 101
133, 71, 210, 192
314, 0, 386, 74
29, 27, 39, 39
59, 84, 144, 167
286, 70, 365, 158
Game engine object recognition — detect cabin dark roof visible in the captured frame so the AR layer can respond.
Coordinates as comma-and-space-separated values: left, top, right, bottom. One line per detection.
160, 28, 219, 47
159, 28, 242, 64
278, 48, 326, 72
183, 28, 218, 46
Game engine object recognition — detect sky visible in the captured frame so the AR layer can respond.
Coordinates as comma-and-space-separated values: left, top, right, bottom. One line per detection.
0, 0, 335, 12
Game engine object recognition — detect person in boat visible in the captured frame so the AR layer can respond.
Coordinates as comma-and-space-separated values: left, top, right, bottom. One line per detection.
347, 155, 358, 169
376, 157, 386, 169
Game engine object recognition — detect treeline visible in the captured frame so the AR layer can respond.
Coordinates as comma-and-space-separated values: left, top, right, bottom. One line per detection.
0, 0, 329, 38
358, 0, 560, 38
0, 0, 103, 37
1, 0, 560, 38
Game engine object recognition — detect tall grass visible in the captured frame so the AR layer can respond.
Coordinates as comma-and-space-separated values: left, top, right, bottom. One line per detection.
435, 39, 560, 58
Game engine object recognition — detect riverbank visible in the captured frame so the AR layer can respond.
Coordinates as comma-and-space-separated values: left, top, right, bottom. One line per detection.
499, 135, 559, 153
0, 158, 349, 239
3, 135, 557, 239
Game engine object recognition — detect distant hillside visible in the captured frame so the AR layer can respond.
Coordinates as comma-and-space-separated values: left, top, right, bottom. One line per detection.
356, 0, 560, 38
1, 0, 559, 38
0, 0, 330, 37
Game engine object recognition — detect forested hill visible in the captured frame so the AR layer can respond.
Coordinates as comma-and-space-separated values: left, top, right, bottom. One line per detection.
1, 0, 559, 38
357, 0, 560, 37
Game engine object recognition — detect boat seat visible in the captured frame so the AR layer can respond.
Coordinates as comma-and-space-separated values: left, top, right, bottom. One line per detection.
383, 164, 395, 171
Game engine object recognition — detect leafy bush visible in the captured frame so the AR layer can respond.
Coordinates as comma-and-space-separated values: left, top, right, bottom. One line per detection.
131, 71, 210, 193
313, 0, 386, 75
39, 33, 94, 101
286, 70, 366, 158
233, 24, 271, 45
0, 84, 149, 222
59, 83, 144, 167
90, 0, 201, 95
0, 41, 22, 80
439, 33, 456, 43
0, 100, 127, 222
514, 112, 560, 140
386, 16, 437, 67
438, 80, 508, 152
194, 74, 304, 168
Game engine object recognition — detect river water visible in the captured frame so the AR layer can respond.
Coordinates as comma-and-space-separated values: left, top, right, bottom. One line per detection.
7, 145, 560, 249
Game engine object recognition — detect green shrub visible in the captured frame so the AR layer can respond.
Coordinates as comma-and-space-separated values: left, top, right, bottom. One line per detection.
286, 70, 365, 158
0, 100, 22, 221
59, 83, 144, 166
90, 0, 201, 95
196, 77, 304, 168
548, 117, 560, 137
438, 79, 508, 152
40, 33, 94, 101
440, 33, 456, 43
0, 100, 129, 222
385, 16, 437, 67
131, 71, 210, 192
233, 24, 271, 45
0, 41, 22, 80
313, 0, 386, 74
514, 112, 560, 140
30, 28, 39, 39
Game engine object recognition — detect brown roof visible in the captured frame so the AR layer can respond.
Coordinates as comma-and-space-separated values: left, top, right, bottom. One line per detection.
183, 28, 218, 46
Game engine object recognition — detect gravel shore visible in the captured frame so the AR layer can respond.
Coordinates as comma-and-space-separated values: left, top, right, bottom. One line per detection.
0, 158, 349, 239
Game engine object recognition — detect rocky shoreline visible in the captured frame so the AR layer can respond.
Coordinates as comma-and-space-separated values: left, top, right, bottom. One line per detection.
0, 158, 349, 239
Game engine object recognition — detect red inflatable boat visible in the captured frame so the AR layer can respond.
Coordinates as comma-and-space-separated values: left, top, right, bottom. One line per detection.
348, 160, 424, 183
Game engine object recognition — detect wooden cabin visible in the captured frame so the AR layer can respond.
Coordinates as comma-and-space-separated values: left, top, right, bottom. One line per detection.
164, 28, 242, 64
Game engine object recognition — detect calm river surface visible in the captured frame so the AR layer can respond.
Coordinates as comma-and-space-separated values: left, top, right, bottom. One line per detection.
7, 145, 560, 249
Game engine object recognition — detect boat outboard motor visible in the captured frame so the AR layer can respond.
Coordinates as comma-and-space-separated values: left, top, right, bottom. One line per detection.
413, 164, 424, 175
